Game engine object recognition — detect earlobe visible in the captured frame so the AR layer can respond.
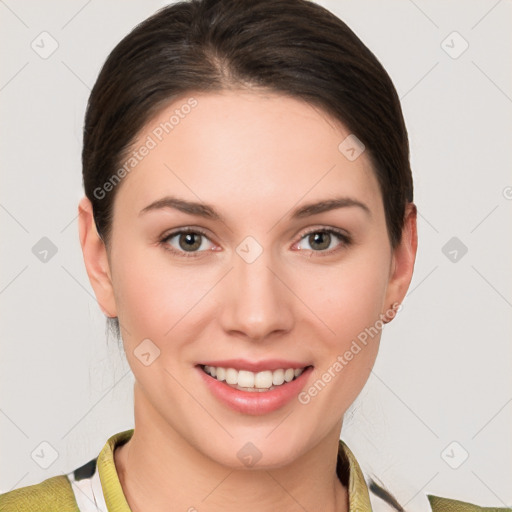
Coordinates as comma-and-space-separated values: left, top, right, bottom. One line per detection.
78, 196, 117, 318
382, 202, 418, 322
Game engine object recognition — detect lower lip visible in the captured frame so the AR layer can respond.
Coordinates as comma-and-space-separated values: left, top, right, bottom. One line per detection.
196, 365, 314, 415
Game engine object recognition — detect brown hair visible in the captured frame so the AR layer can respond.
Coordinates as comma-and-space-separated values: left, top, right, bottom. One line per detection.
82, 0, 412, 250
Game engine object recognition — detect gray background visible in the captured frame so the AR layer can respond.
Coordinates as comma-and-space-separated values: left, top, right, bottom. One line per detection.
1, 1, 511, 510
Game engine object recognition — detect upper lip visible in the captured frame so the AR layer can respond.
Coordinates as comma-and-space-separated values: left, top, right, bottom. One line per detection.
197, 359, 313, 373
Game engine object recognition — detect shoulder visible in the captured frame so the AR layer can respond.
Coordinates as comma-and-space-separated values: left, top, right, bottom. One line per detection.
427, 493, 512, 512
0, 430, 132, 512
0, 474, 79, 512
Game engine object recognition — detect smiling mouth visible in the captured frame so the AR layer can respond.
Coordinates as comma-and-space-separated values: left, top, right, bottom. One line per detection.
199, 364, 314, 392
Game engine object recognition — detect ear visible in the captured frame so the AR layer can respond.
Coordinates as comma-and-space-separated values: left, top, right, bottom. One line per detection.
78, 196, 117, 318
382, 202, 418, 322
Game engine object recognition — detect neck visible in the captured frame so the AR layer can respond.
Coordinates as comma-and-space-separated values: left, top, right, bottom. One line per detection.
114, 384, 349, 512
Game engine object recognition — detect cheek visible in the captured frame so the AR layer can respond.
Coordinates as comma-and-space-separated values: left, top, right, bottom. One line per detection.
302, 246, 390, 345
330, 253, 390, 392
110, 242, 220, 345
295, 244, 389, 403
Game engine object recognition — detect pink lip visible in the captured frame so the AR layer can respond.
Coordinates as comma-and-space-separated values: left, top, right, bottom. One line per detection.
197, 358, 311, 372
196, 365, 314, 415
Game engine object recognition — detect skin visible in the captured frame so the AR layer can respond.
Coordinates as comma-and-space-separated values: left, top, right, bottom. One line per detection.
78, 90, 417, 512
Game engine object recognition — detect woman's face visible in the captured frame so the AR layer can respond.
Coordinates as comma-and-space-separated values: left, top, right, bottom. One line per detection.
80, 90, 416, 468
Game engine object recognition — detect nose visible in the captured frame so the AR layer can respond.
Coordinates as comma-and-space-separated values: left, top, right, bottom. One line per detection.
218, 244, 294, 342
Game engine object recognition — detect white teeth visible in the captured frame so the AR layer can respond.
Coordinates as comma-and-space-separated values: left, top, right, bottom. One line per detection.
216, 367, 226, 381
225, 368, 238, 385
202, 365, 307, 390
254, 370, 273, 389
272, 369, 285, 386
284, 368, 295, 382
237, 370, 254, 388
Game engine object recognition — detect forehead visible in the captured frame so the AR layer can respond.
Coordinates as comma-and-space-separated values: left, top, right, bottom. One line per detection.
113, 90, 382, 221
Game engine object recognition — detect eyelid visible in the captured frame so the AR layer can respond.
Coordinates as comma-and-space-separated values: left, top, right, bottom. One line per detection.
293, 225, 352, 254
159, 227, 217, 258
296, 225, 351, 241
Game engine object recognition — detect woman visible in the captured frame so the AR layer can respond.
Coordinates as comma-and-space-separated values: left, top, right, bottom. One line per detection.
0, 0, 508, 511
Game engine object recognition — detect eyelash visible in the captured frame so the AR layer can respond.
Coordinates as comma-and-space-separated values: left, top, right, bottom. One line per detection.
159, 227, 352, 259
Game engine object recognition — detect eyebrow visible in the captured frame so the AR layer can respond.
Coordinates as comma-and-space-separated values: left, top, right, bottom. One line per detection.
139, 195, 371, 221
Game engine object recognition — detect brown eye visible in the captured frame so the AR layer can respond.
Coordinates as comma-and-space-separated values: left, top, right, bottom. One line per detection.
160, 229, 214, 258
178, 232, 202, 251
307, 232, 332, 251
296, 228, 351, 255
